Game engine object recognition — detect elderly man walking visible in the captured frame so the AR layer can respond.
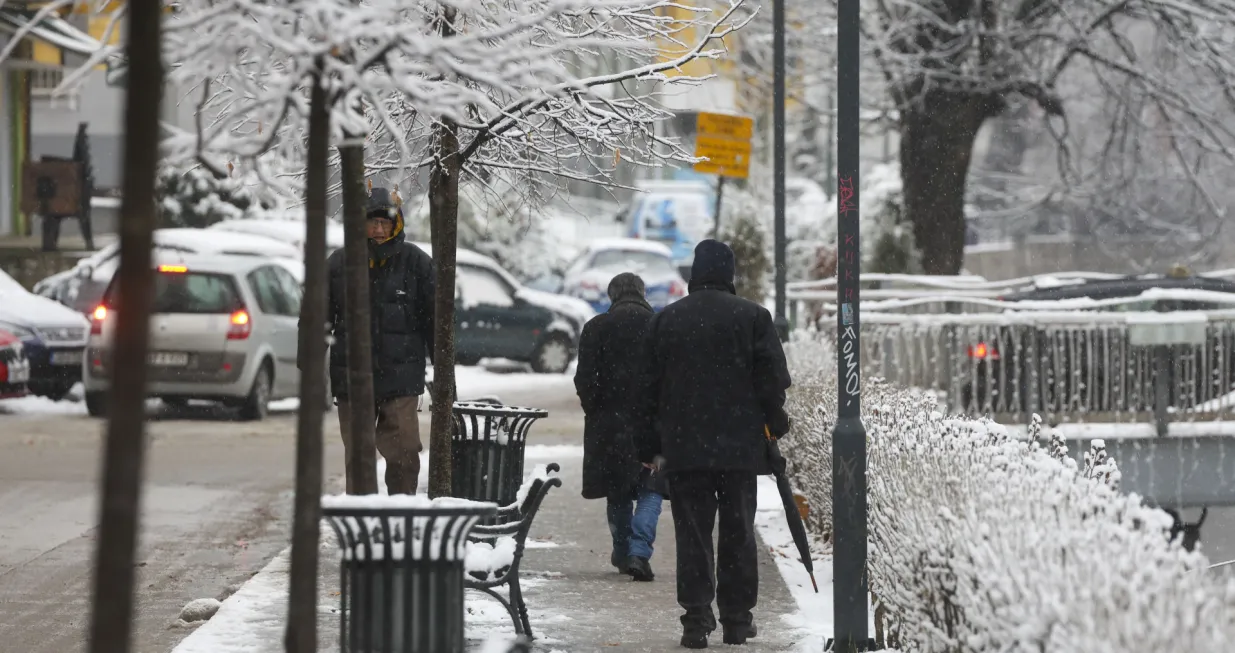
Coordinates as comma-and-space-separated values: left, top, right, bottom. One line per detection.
638, 239, 792, 649
575, 272, 668, 582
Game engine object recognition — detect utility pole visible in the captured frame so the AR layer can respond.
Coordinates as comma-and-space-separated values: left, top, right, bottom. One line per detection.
772, 0, 788, 341
826, 0, 873, 650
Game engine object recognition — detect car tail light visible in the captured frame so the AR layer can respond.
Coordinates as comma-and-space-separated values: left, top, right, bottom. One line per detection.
0, 361, 7, 384
91, 304, 107, 335
968, 342, 999, 360
670, 279, 686, 297
227, 309, 252, 340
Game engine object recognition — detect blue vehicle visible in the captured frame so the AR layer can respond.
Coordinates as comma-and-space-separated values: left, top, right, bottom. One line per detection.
619, 181, 714, 279
0, 269, 90, 400
560, 239, 687, 313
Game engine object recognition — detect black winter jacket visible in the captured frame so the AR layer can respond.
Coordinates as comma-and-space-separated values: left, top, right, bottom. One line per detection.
636, 283, 791, 473
324, 234, 435, 402
575, 299, 668, 499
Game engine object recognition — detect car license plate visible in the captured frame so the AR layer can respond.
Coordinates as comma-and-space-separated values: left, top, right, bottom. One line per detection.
149, 352, 190, 367
51, 350, 84, 366
8, 361, 29, 383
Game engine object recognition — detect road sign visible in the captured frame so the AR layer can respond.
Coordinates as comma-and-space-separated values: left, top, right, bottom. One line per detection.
693, 112, 754, 179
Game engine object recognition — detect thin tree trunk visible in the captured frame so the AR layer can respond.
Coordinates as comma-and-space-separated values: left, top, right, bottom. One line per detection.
427, 5, 461, 500
87, 0, 163, 651
341, 143, 378, 495
900, 92, 990, 275
284, 61, 329, 653
427, 120, 461, 499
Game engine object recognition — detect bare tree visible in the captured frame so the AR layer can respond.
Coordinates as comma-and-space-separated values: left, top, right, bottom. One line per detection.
284, 58, 331, 653
86, 0, 163, 651
858, 0, 1235, 274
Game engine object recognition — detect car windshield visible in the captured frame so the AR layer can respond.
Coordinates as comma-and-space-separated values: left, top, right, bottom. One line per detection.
106, 270, 241, 314
591, 249, 674, 275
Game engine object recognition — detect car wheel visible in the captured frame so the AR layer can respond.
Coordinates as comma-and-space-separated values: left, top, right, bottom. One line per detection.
238, 362, 272, 421
42, 383, 75, 402
85, 391, 107, 418
456, 354, 482, 367
531, 334, 572, 374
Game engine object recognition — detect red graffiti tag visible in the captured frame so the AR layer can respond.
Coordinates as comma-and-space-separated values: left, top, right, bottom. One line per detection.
838, 176, 856, 216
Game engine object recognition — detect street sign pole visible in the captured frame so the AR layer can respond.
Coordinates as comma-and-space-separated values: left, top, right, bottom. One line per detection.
772, 0, 788, 342
827, 0, 872, 650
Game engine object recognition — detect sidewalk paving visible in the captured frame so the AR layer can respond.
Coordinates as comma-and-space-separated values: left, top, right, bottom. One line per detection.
172, 446, 832, 652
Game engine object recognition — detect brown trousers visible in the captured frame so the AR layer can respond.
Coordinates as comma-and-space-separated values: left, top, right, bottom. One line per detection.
337, 395, 423, 495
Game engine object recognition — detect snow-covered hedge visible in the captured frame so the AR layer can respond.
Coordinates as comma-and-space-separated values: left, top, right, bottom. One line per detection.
781, 335, 1235, 651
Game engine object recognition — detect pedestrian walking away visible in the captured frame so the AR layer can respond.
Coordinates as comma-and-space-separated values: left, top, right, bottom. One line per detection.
301, 186, 436, 495
637, 239, 792, 649
574, 272, 668, 582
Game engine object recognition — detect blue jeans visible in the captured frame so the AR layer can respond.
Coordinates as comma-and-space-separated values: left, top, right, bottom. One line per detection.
607, 487, 664, 560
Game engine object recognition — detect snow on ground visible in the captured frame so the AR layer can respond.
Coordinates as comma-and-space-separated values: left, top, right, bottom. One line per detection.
447, 361, 578, 402
754, 476, 877, 652
171, 549, 293, 653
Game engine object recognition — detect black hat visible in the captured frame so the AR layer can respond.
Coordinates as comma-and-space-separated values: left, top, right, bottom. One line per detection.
690, 239, 736, 289
366, 187, 401, 221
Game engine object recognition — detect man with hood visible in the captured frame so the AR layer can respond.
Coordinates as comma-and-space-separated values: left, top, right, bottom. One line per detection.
637, 239, 792, 648
574, 273, 667, 582
322, 187, 435, 495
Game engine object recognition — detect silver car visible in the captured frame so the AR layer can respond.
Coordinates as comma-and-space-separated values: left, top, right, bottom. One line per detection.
83, 254, 302, 420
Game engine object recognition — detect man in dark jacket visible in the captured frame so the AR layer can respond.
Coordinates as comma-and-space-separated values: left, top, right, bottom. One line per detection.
638, 239, 791, 649
323, 187, 435, 495
574, 273, 666, 582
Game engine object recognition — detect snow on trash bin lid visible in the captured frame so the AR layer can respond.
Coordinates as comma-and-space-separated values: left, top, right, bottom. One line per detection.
321, 495, 497, 561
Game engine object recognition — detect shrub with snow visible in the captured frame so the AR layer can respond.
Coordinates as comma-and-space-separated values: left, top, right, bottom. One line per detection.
781, 334, 1235, 651
157, 163, 279, 229
717, 189, 770, 303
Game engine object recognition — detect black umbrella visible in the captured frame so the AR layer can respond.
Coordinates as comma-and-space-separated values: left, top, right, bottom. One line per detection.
765, 426, 817, 593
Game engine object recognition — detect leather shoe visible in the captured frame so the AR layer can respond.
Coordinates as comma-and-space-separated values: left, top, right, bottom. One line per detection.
627, 556, 655, 582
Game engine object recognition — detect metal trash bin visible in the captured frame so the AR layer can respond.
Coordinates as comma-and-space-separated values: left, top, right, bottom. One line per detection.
323, 497, 497, 653
450, 402, 548, 514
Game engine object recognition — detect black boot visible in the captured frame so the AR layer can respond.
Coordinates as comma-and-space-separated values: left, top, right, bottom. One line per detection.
628, 556, 655, 582
722, 621, 756, 645
680, 631, 708, 649
611, 550, 630, 575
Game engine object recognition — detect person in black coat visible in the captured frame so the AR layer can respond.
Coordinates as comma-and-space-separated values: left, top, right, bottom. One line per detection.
305, 187, 436, 495
637, 239, 792, 649
574, 272, 667, 582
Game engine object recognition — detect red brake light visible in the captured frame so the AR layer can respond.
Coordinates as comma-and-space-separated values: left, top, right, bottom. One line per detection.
227, 309, 252, 340
968, 342, 999, 360
670, 279, 686, 297
0, 361, 7, 384
91, 305, 107, 335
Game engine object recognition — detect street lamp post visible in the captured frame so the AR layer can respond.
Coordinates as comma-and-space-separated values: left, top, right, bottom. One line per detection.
827, 0, 873, 650
772, 0, 789, 342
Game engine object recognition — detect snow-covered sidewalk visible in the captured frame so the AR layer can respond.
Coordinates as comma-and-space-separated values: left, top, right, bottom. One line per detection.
169, 444, 856, 652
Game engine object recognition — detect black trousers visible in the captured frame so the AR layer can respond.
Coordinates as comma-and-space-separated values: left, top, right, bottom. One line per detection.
668, 469, 758, 633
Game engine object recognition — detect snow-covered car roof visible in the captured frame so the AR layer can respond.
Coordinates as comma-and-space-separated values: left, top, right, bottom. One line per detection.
0, 268, 90, 329
209, 218, 345, 252
584, 238, 675, 257
66, 228, 301, 283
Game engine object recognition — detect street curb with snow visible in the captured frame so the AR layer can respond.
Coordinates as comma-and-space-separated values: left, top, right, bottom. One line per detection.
171, 550, 293, 653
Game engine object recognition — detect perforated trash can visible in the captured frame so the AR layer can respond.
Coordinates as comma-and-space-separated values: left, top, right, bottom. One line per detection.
450, 402, 548, 515
323, 497, 497, 653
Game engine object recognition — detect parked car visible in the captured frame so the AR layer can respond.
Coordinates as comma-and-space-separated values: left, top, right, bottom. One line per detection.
412, 242, 595, 373
84, 253, 304, 419
34, 228, 302, 317
962, 273, 1235, 414
208, 217, 346, 258
559, 239, 686, 313
0, 269, 90, 400
0, 328, 30, 399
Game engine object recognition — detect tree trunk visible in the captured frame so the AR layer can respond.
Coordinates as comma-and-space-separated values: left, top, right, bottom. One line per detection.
341, 143, 378, 495
427, 5, 461, 500
900, 92, 990, 275
87, 1, 163, 651
284, 61, 329, 653
427, 120, 461, 499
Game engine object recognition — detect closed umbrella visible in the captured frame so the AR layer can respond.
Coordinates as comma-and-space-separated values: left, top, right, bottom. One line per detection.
765, 425, 817, 593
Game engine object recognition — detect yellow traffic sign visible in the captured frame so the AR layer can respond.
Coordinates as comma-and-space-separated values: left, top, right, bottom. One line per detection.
694, 135, 752, 167
693, 160, 750, 179
697, 112, 754, 140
